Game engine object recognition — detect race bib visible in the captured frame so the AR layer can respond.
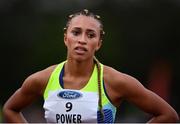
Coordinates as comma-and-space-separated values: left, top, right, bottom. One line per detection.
44, 89, 99, 123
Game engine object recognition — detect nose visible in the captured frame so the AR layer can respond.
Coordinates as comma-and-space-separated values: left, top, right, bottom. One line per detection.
78, 33, 87, 45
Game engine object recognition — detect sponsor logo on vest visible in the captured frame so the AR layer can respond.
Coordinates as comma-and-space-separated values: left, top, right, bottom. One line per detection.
58, 90, 82, 99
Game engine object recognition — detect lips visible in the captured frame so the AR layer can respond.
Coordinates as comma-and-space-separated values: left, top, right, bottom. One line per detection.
74, 46, 87, 54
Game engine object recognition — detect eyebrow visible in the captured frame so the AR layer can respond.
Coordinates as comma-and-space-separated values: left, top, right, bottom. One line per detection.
72, 27, 96, 33
86, 29, 96, 33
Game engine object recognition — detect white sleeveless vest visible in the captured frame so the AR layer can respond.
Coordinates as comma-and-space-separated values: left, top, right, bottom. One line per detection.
43, 61, 116, 123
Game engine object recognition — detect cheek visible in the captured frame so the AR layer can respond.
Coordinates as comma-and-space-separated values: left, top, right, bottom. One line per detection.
89, 41, 100, 51
66, 35, 75, 46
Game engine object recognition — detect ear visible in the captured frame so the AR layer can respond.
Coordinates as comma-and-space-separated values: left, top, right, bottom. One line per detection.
95, 40, 102, 51
64, 33, 68, 46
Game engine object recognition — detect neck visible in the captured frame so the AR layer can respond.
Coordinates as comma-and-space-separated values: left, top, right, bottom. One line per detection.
65, 58, 95, 77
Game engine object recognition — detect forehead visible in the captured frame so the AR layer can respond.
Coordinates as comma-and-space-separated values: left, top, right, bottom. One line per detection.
68, 15, 101, 31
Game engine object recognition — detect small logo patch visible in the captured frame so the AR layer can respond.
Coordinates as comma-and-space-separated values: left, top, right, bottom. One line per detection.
58, 90, 82, 99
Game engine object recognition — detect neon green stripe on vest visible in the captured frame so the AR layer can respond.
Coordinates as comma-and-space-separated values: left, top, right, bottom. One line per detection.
43, 61, 66, 99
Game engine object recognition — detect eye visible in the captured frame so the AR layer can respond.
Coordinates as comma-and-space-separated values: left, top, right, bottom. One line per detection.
71, 30, 80, 36
87, 32, 96, 38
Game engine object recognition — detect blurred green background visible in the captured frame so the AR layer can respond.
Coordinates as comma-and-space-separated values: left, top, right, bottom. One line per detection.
0, 0, 179, 122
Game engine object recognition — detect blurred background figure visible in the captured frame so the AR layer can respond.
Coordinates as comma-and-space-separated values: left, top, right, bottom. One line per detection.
147, 57, 180, 122
147, 58, 173, 102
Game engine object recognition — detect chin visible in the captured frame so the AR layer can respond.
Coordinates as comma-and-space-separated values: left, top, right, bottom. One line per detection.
74, 55, 93, 62
68, 55, 85, 61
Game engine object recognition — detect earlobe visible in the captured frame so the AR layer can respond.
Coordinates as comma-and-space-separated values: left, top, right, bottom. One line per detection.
64, 33, 68, 46
96, 41, 102, 51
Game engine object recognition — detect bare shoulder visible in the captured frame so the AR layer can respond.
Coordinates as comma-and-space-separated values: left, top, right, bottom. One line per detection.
103, 65, 145, 98
21, 65, 58, 96
103, 65, 129, 83
103, 65, 141, 87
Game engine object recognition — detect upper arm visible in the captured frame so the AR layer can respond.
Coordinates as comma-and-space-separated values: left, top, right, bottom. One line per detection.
104, 66, 178, 121
3, 65, 56, 112
119, 73, 178, 120
121, 75, 164, 114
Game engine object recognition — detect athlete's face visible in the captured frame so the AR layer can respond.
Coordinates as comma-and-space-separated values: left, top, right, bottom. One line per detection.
64, 15, 102, 61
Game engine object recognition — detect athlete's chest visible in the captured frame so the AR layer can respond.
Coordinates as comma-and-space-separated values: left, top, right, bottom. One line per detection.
43, 89, 99, 123
63, 76, 90, 90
